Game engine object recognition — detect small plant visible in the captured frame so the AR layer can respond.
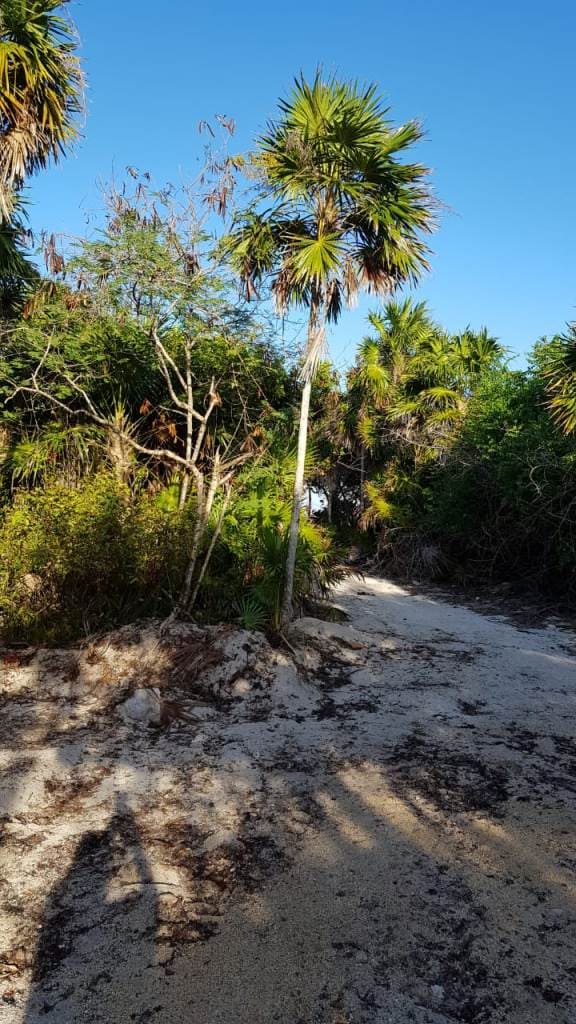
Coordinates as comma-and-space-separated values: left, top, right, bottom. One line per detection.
237, 595, 268, 631
194, 453, 351, 632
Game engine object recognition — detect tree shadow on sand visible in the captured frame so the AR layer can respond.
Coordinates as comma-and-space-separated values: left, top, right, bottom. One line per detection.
23, 794, 159, 1024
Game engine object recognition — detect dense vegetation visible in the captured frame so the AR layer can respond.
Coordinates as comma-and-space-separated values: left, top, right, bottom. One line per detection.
338, 307, 576, 606
1, 2, 575, 644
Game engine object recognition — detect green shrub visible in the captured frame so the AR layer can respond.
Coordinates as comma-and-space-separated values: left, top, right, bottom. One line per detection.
198, 460, 349, 631
425, 370, 576, 601
0, 472, 191, 643
360, 363, 576, 605
0, 462, 349, 642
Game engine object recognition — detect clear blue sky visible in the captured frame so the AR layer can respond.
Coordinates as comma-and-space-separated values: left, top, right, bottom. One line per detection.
31, 0, 576, 369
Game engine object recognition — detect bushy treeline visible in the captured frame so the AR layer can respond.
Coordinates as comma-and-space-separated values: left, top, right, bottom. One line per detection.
1, 16, 575, 642
318, 302, 576, 608
0, 176, 346, 642
422, 360, 576, 600
2, 241, 575, 640
3, 258, 575, 644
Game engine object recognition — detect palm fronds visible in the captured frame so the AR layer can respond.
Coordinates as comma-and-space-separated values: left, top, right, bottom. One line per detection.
223, 73, 436, 371
542, 326, 576, 434
0, 0, 84, 213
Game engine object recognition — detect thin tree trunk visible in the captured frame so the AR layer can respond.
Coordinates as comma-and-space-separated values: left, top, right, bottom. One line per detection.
280, 376, 312, 628
188, 484, 232, 610
281, 297, 323, 629
360, 445, 366, 512
179, 344, 194, 510
179, 453, 223, 613
179, 472, 205, 611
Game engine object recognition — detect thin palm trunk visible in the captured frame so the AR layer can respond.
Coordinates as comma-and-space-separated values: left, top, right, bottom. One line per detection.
281, 301, 321, 627
280, 375, 312, 628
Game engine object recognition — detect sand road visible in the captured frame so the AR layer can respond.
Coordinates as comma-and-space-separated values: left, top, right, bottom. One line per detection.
1, 576, 575, 1023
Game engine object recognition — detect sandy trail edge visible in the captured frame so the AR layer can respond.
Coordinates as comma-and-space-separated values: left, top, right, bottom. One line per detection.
1, 576, 575, 1024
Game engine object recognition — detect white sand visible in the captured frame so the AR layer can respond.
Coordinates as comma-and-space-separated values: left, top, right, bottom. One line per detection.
1, 576, 575, 1023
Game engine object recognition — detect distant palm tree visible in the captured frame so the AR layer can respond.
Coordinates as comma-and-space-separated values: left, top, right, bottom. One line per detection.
542, 326, 576, 434
347, 300, 502, 522
224, 74, 435, 624
0, 0, 83, 217
450, 327, 502, 383
359, 300, 438, 396
346, 301, 436, 500
348, 301, 501, 539
358, 300, 500, 429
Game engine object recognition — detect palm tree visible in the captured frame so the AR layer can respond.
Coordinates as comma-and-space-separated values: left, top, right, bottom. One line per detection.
0, 0, 83, 218
356, 301, 438, 400
225, 74, 435, 625
0, 0, 83, 313
347, 301, 501, 528
360, 302, 500, 436
0, 196, 37, 315
542, 326, 576, 434
451, 327, 502, 381
346, 301, 434, 504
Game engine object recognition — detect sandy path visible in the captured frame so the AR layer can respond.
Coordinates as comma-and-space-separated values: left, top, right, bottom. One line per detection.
1, 577, 575, 1023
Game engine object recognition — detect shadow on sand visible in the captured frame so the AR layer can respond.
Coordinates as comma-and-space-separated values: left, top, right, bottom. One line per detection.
23, 794, 159, 1023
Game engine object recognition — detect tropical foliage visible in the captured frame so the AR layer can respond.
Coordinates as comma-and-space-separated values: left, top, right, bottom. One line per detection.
540, 326, 576, 435
0, 0, 83, 213
1, 55, 576, 642
331, 306, 576, 605
0, 471, 190, 642
223, 73, 435, 625
0, 0, 83, 313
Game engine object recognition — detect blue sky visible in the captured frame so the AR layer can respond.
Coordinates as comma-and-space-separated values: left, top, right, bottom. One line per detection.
31, 0, 576, 370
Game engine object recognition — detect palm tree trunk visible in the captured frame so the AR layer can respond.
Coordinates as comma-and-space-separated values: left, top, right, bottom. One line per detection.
280, 299, 322, 629
326, 486, 333, 523
360, 445, 366, 511
280, 376, 312, 628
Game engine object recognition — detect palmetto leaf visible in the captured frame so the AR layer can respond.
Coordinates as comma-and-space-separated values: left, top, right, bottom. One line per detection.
0, 191, 37, 314
355, 338, 392, 402
361, 481, 398, 526
219, 211, 277, 299
7, 421, 103, 487
237, 595, 268, 631
357, 411, 380, 452
286, 230, 344, 284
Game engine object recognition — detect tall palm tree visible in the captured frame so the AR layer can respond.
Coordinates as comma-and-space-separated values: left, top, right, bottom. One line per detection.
0, 0, 83, 217
225, 74, 435, 625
